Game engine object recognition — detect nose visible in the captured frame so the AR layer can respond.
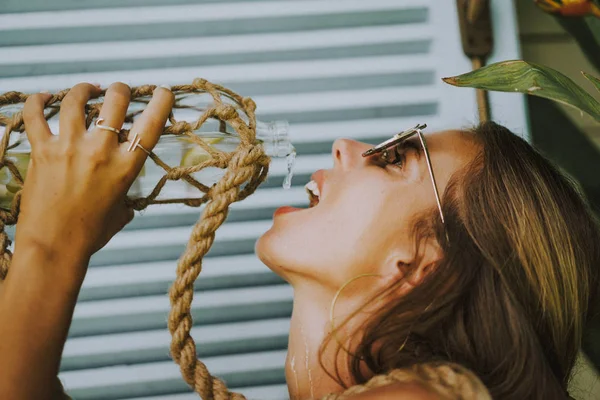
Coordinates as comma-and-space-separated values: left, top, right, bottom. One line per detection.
332, 138, 372, 170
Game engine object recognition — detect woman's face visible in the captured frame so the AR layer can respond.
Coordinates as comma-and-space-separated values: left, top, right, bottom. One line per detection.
256, 130, 480, 291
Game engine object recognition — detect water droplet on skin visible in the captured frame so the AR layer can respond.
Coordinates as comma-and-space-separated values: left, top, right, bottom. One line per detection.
300, 324, 315, 399
290, 355, 300, 398
283, 148, 296, 189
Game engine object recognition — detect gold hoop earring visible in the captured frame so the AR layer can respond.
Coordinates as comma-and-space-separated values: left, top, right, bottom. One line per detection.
396, 299, 435, 355
329, 273, 382, 357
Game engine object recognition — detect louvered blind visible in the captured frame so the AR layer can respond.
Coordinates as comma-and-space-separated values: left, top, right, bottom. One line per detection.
0, 1, 527, 399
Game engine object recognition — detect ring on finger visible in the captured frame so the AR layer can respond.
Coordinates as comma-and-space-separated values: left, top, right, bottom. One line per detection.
95, 117, 121, 135
127, 132, 151, 155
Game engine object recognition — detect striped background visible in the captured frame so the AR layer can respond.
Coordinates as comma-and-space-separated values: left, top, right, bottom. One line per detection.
0, 1, 526, 399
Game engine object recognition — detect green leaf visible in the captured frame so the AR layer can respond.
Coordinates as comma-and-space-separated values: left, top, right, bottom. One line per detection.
582, 71, 600, 94
443, 60, 600, 122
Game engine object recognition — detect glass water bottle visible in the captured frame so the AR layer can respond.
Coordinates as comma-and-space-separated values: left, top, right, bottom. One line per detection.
129, 119, 295, 199
0, 90, 296, 209
0, 119, 294, 210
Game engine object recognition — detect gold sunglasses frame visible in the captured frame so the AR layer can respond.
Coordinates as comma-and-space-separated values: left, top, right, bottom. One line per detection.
362, 124, 445, 224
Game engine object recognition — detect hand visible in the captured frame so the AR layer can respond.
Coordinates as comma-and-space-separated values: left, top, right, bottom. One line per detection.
15, 82, 174, 267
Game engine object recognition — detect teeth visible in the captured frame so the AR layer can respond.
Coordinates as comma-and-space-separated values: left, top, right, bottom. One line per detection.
305, 180, 320, 198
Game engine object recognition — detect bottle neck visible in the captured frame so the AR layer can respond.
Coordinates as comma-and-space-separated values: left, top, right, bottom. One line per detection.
256, 120, 294, 158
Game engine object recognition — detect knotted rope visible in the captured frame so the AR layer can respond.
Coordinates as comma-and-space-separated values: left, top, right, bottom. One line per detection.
324, 363, 491, 400
0, 79, 491, 399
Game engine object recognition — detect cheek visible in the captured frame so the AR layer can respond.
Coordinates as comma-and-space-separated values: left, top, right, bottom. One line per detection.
255, 206, 382, 286
316, 185, 390, 246
341, 185, 420, 258
256, 207, 366, 270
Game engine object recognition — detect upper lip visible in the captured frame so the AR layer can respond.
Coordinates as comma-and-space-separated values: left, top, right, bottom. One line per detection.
310, 169, 325, 198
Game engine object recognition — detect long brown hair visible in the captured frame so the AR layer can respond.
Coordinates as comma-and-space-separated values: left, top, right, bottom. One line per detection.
323, 122, 600, 399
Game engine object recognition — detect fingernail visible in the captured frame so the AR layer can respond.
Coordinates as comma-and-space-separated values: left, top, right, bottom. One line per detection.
159, 84, 171, 91
40, 90, 50, 94
92, 83, 102, 88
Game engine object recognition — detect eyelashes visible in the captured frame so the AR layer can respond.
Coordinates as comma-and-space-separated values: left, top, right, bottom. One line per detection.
380, 140, 419, 169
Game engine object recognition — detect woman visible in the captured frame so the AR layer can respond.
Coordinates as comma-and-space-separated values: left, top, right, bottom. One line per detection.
256, 115, 600, 398
0, 81, 597, 399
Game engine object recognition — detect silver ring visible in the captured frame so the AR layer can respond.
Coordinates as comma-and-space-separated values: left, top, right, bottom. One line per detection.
127, 132, 150, 155
95, 117, 120, 134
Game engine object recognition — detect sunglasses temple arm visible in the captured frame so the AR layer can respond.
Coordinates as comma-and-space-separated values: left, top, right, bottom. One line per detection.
417, 131, 445, 224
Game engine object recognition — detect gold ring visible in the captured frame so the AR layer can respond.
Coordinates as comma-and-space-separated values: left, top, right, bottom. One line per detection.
95, 117, 120, 134
127, 132, 150, 155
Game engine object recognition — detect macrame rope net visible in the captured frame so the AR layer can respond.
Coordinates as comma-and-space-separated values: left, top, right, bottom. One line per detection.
0, 79, 491, 400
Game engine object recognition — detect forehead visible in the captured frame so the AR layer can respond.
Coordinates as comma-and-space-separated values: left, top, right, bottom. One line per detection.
422, 129, 481, 192
425, 129, 479, 153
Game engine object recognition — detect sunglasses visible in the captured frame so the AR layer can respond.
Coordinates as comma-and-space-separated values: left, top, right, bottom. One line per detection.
362, 124, 445, 224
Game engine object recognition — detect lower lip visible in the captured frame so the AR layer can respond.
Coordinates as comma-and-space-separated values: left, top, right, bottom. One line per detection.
274, 206, 303, 217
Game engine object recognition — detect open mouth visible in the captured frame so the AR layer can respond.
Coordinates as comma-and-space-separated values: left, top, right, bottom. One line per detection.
305, 180, 320, 207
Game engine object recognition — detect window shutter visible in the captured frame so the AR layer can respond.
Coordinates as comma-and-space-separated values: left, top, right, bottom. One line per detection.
0, 1, 527, 398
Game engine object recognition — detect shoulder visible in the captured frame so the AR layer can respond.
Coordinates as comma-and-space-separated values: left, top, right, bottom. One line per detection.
344, 382, 441, 400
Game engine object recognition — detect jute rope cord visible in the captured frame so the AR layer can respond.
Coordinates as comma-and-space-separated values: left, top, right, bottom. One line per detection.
0, 79, 491, 399
323, 362, 491, 400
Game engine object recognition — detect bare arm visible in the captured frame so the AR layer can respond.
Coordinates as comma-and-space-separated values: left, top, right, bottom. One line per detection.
0, 245, 87, 399
0, 82, 173, 399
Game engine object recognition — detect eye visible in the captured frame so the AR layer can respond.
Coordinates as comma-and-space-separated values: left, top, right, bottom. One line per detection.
380, 140, 418, 169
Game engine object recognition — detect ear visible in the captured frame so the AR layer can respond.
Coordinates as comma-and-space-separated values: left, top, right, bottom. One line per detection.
394, 235, 443, 288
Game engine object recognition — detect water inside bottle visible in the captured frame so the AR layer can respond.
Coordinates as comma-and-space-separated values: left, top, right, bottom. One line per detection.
0, 92, 296, 208
283, 149, 296, 190
132, 131, 296, 199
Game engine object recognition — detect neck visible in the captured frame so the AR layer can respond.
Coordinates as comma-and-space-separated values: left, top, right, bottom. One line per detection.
286, 284, 354, 400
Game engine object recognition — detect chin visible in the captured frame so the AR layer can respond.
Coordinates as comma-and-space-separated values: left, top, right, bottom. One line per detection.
255, 203, 330, 285
255, 230, 275, 268
255, 227, 292, 281
255, 209, 318, 283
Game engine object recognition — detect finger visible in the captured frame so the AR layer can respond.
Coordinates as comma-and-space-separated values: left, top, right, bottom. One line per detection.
111, 205, 135, 239
122, 207, 135, 227
59, 82, 101, 141
112, 203, 135, 232
121, 85, 174, 170
92, 203, 134, 254
92, 82, 131, 146
23, 93, 53, 148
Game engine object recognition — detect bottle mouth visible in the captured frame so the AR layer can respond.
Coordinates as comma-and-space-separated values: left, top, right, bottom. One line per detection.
258, 120, 293, 158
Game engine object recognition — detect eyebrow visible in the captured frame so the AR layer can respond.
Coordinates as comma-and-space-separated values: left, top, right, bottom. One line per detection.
405, 135, 423, 158
405, 135, 425, 174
